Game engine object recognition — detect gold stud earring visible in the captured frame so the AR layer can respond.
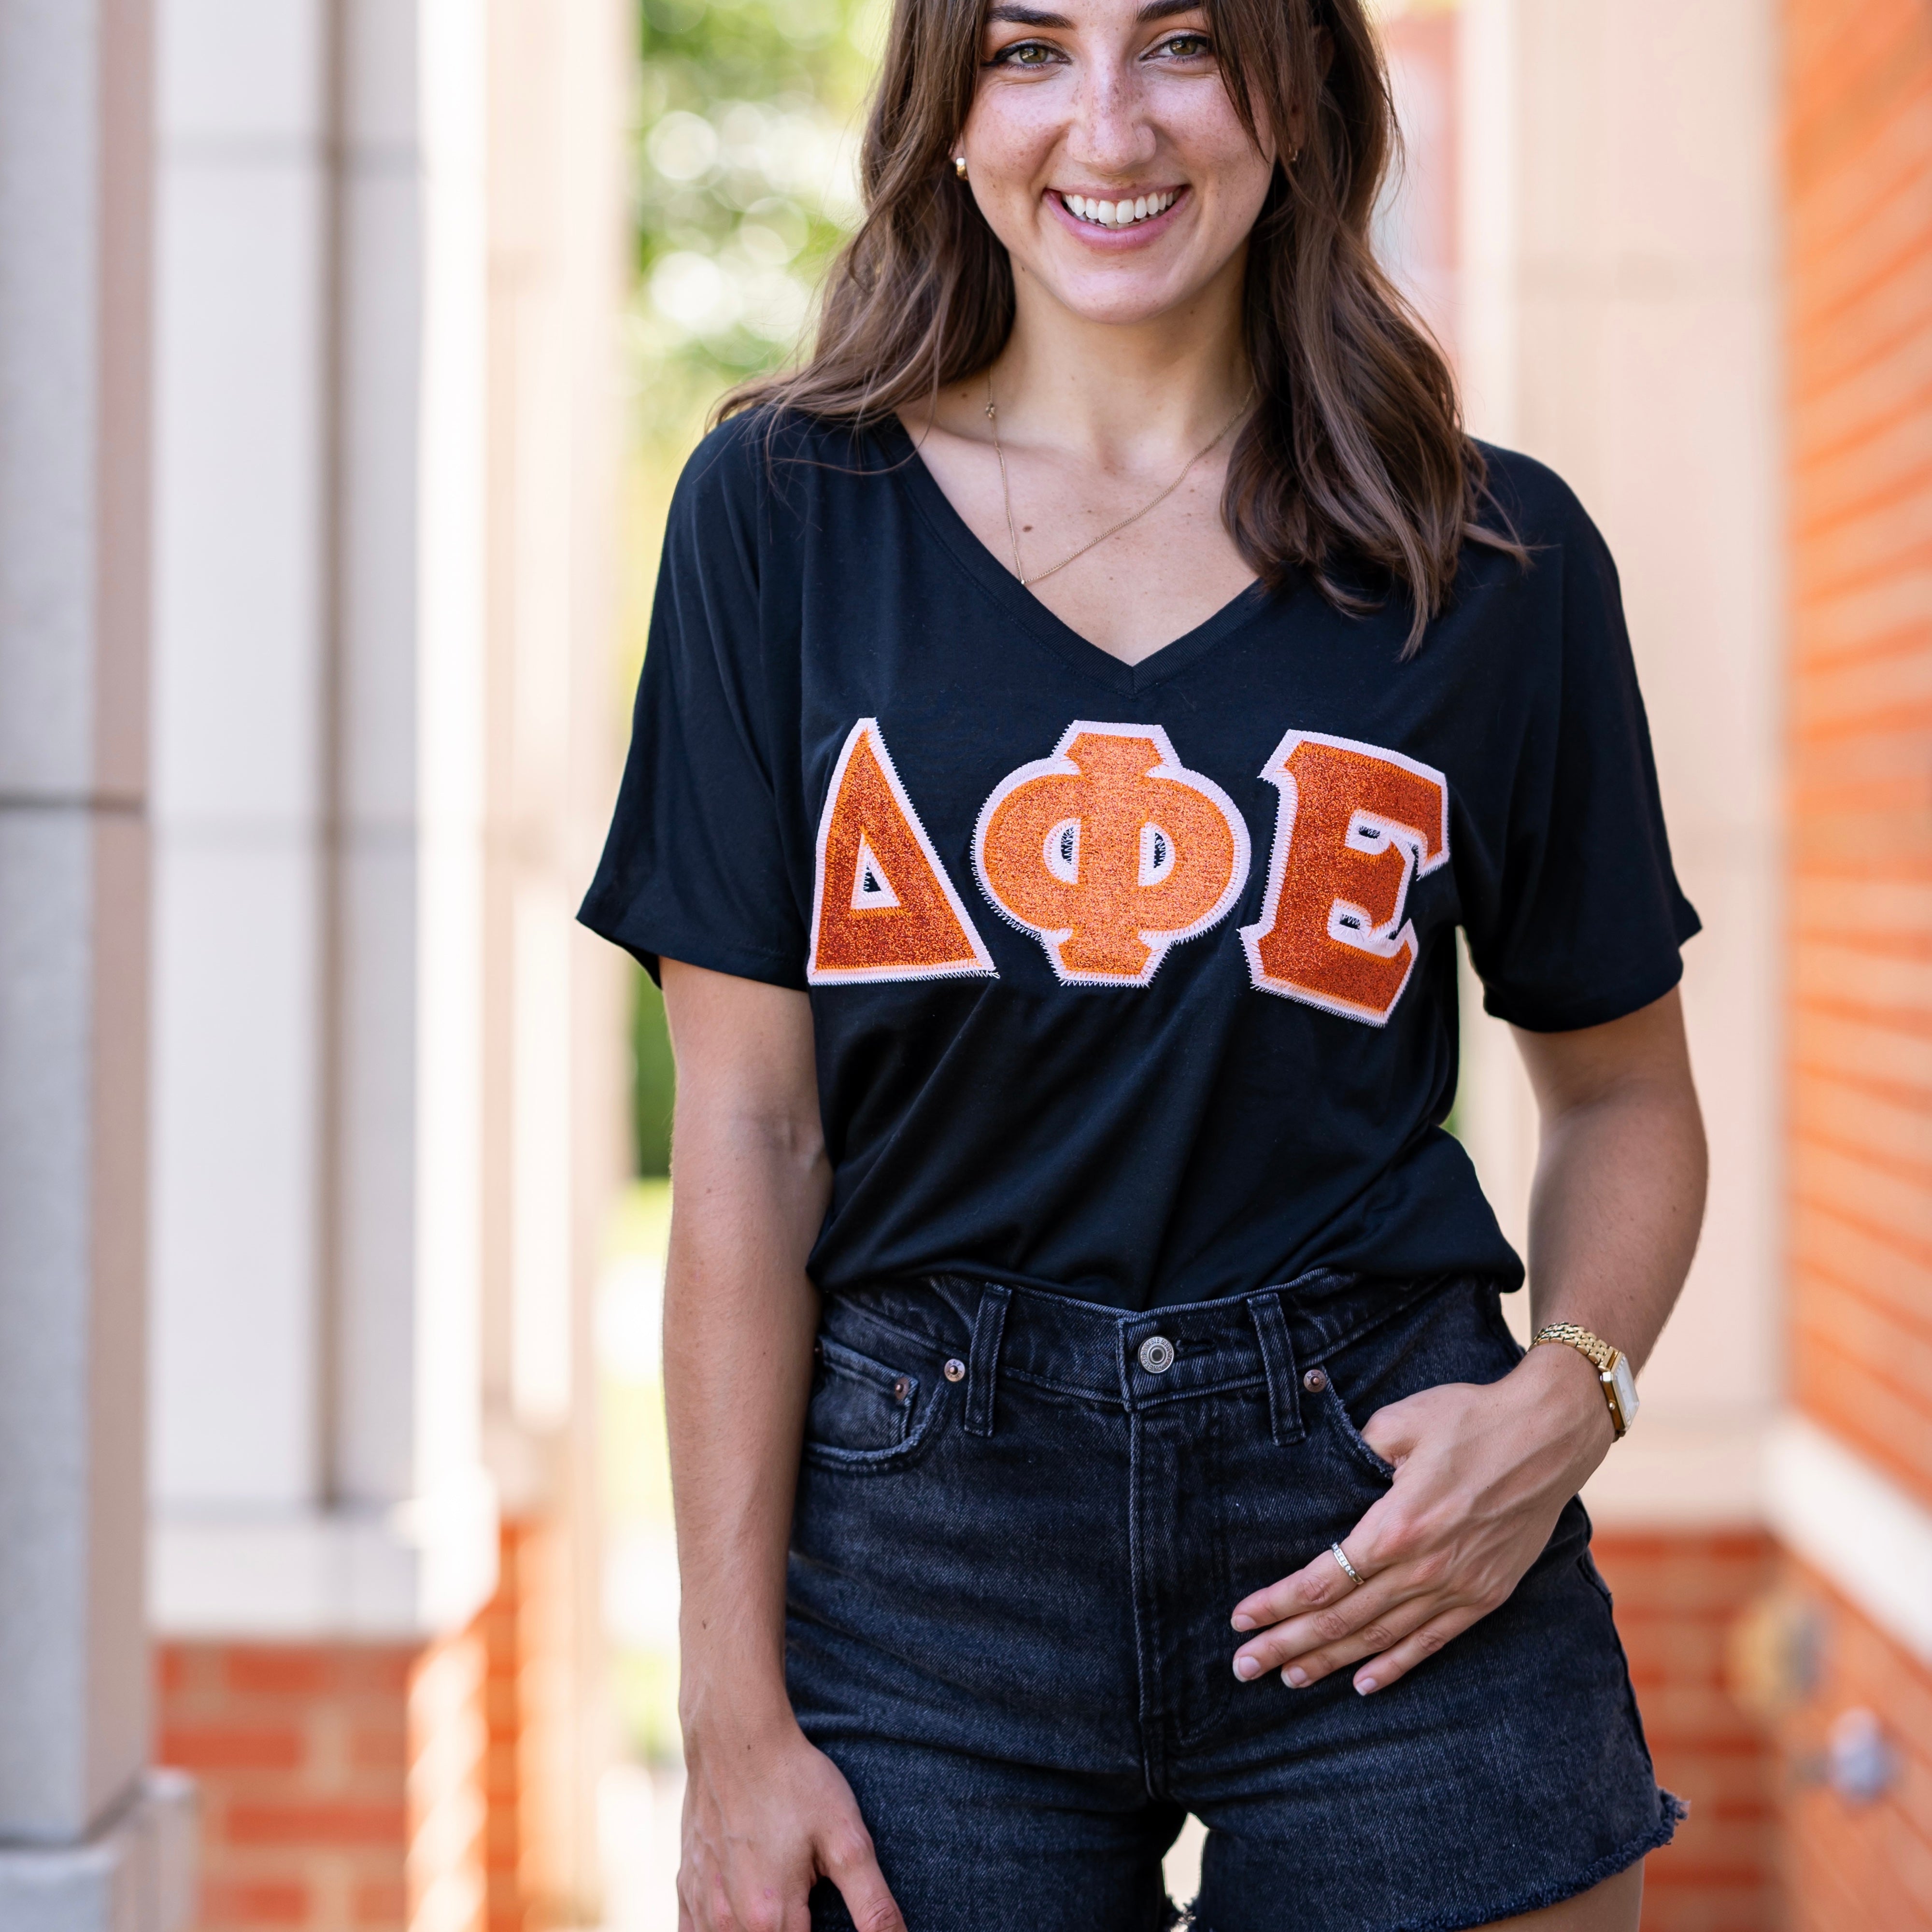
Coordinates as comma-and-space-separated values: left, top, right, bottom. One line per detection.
954, 154, 968, 181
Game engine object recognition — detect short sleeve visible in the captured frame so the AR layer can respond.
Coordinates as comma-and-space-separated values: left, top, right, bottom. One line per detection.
1465, 486, 1700, 1033
577, 420, 808, 989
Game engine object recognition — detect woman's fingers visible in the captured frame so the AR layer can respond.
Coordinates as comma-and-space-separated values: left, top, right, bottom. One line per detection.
1231, 1561, 1413, 1679
1230, 1534, 1375, 1632
676, 1737, 898, 1932
1266, 1592, 1444, 1688
1244, 1592, 1445, 1685
1349, 1605, 1482, 1696
819, 1823, 907, 1932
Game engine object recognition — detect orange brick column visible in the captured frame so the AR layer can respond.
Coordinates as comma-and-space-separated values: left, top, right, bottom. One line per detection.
1780, 0, 1932, 1926
158, 1644, 416, 1931
157, 1635, 498, 1932
483, 1515, 594, 1932
156, 1516, 576, 1932
1592, 1531, 1780, 1932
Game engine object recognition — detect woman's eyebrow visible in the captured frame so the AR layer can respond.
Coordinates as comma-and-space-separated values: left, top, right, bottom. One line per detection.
985, 0, 1204, 20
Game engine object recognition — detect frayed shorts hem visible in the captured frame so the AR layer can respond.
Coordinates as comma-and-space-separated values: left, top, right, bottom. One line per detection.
1182, 1790, 1686, 1932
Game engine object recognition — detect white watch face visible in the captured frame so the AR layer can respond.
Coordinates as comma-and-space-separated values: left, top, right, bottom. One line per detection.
1609, 1354, 1639, 1429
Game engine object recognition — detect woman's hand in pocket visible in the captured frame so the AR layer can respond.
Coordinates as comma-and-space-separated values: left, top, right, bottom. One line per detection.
678, 1700, 905, 1932
1227, 1342, 1616, 1696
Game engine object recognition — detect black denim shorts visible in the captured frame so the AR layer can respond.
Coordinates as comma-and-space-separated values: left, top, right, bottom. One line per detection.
786, 1269, 1681, 1932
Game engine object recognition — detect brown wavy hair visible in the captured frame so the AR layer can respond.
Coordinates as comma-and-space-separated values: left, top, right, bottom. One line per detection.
725, 0, 1520, 651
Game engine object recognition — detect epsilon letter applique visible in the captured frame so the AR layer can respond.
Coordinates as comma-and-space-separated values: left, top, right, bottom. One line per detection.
808, 719, 997, 985
973, 722, 1250, 986
1240, 730, 1449, 1024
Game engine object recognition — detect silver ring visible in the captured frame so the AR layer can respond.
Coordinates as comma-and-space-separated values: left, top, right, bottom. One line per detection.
1329, 1541, 1365, 1588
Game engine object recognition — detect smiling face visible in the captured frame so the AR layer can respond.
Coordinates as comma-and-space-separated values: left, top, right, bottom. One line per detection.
961, 0, 1280, 330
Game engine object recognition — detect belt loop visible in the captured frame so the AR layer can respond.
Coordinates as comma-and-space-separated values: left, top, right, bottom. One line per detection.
1248, 1291, 1305, 1446
964, 1284, 1010, 1438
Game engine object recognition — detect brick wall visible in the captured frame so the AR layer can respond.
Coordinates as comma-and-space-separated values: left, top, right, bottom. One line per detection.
481, 1517, 581, 1932
156, 1517, 576, 1932
1592, 1532, 1780, 1932
1787, 0, 1932, 1500
1783, 0, 1932, 1926
159, 1643, 417, 1932
1773, 1561, 1932, 1929
158, 1633, 496, 1932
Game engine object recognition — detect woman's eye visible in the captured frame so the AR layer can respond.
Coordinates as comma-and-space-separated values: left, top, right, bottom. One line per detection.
991, 39, 1062, 67
1155, 32, 1213, 58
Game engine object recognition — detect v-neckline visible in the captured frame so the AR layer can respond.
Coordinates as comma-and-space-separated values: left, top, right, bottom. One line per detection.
874, 414, 1279, 698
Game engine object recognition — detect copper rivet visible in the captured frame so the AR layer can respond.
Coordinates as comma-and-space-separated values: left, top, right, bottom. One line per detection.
892, 1377, 910, 1402
944, 1358, 966, 1382
1303, 1367, 1328, 1392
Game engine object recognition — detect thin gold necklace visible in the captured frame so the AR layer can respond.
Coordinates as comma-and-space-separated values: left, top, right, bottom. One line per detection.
983, 376, 1252, 589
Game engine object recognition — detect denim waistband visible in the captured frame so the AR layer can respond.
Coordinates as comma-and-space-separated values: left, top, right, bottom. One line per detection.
824, 1267, 1483, 1447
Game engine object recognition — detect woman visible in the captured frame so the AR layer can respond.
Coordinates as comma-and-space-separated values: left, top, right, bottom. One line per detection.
581, 0, 1707, 1925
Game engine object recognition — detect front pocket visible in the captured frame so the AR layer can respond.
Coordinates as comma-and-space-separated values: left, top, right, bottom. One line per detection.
801, 1334, 949, 1472
1320, 1379, 1398, 1482
806, 1336, 920, 1452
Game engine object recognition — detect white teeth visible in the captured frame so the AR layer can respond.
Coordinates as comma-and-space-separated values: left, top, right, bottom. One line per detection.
1064, 189, 1176, 227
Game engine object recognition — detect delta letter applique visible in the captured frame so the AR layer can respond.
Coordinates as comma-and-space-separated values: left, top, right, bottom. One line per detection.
807, 718, 997, 984
1240, 730, 1449, 1024
973, 722, 1250, 987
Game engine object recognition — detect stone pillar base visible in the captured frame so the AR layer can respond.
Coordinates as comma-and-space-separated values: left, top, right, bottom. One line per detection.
0, 1773, 198, 1932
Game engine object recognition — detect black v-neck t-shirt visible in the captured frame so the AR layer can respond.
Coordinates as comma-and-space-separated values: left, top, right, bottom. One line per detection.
580, 410, 1699, 1311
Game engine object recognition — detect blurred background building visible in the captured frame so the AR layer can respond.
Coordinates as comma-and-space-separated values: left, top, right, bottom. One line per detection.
142, 4, 627, 1930
0, 0, 1929, 1928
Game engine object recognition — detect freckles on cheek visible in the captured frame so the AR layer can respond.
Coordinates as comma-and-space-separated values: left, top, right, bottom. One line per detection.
1156, 85, 1274, 183
968, 105, 1060, 180
1180, 119, 1271, 181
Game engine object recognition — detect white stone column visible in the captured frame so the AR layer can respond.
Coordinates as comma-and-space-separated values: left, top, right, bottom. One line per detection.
0, 0, 196, 1925
1456, 0, 1784, 1522
149, 0, 498, 1643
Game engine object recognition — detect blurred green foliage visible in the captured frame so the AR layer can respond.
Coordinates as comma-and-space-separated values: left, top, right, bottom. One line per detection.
630, 0, 885, 441
632, 966, 675, 1178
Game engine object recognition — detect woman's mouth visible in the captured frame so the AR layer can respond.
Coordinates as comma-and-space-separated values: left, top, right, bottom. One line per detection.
1056, 188, 1182, 230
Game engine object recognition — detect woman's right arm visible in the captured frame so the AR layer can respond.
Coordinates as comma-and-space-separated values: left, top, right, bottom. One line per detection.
660, 958, 905, 1932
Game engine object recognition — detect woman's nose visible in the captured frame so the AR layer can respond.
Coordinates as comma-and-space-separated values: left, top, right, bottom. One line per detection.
1064, 64, 1157, 176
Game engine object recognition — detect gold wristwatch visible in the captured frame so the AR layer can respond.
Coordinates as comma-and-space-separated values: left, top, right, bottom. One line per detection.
1531, 1324, 1639, 1438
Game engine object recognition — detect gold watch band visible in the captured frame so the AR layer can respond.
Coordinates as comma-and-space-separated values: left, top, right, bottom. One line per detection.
1531, 1323, 1637, 1437
1532, 1322, 1616, 1374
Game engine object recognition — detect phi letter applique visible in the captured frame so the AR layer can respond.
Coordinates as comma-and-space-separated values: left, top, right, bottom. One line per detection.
807, 719, 997, 984
973, 723, 1250, 986
1239, 730, 1449, 1024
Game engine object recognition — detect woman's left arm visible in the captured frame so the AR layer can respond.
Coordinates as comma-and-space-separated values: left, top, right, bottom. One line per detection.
1229, 987, 1707, 1695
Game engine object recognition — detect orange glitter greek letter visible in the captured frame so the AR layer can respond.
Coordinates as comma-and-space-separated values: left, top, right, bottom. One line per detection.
973, 723, 1250, 986
1239, 731, 1449, 1024
807, 719, 997, 984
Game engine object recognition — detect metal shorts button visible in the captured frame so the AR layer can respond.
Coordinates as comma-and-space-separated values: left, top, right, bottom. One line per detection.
1138, 1335, 1176, 1375
943, 1358, 966, 1382
1303, 1367, 1328, 1393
